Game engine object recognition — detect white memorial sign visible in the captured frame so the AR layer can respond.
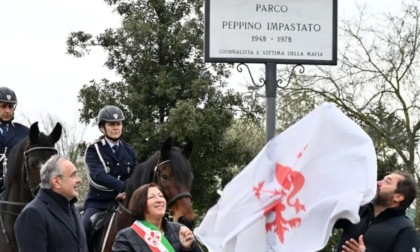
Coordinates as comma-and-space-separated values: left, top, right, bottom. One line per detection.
205, 0, 337, 65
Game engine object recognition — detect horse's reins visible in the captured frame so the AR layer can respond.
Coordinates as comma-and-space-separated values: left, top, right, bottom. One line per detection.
116, 200, 131, 215
0, 200, 27, 208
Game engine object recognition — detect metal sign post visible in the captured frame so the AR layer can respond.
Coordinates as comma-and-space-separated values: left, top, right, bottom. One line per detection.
265, 63, 277, 141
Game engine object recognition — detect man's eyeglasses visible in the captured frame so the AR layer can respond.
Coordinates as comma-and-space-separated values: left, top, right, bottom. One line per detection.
57, 173, 80, 179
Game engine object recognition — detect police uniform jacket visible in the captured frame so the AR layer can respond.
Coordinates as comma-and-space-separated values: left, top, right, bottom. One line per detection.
14, 189, 87, 252
0, 122, 29, 180
84, 138, 138, 210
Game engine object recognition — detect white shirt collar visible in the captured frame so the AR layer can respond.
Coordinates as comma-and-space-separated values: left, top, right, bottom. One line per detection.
104, 137, 120, 148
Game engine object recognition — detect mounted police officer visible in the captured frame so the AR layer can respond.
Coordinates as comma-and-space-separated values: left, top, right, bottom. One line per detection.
82, 105, 138, 234
0, 87, 29, 192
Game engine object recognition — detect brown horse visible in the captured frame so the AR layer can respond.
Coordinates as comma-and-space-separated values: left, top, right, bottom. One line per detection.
92, 137, 195, 252
0, 122, 62, 252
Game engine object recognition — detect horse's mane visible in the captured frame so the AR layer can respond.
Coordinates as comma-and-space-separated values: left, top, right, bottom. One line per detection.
124, 147, 193, 200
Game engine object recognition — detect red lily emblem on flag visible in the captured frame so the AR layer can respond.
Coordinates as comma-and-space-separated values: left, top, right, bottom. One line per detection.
253, 163, 306, 243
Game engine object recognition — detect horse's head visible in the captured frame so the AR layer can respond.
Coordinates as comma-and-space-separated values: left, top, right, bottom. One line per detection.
24, 122, 62, 195
0, 122, 62, 252
156, 137, 195, 229
125, 137, 196, 230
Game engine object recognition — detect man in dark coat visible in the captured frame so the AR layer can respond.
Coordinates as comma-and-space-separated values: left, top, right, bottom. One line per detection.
335, 171, 420, 252
0, 87, 29, 191
14, 155, 88, 252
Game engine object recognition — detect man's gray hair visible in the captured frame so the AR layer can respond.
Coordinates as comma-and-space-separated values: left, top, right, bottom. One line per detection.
40, 154, 64, 189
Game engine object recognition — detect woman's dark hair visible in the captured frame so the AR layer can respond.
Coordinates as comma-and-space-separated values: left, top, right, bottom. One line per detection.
393, 171, 417, 208
129, 183, 163, 220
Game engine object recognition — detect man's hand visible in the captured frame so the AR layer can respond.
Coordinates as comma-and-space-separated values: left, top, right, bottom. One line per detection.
342, 235, 366, 252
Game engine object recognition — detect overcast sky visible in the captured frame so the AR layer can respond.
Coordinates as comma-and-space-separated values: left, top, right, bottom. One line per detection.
0, 0, 407, 141
0, 0, 120, 141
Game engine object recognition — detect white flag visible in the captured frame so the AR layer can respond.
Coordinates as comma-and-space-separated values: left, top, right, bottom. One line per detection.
194, 103, 377, 252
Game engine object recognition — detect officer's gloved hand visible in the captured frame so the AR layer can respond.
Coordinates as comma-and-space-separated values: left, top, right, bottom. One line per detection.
116, 192, 126, 201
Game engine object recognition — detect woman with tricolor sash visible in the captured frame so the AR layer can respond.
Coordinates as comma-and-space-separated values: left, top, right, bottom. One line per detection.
112, 183, 202, 252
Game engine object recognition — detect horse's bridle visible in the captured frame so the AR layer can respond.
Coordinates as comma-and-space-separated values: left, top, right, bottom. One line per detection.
153, 159, 193, 215
23, 146, 58, 198
115, 159, 192, 222
0, 145, 58, 212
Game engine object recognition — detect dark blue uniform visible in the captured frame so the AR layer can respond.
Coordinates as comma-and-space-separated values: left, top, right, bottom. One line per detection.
82, 137, 138, 232
0, 122, 29, 188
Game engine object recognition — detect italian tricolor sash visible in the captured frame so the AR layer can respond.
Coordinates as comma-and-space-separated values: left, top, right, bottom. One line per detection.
131, 220, 175, 252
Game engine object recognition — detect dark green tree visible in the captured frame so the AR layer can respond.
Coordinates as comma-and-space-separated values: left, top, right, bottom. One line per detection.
362, 103, 407, 178
66, 0, 261, 215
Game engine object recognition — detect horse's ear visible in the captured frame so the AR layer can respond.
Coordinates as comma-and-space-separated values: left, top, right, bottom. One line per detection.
182, 139, 193, 159
49, 123, 62, 144
160, 137, 172, 160
29, 121, 40, 144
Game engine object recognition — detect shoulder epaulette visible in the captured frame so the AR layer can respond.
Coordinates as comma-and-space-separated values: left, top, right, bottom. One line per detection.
10, 122, 29, 129
89, 138, 106, 146
121, 141, 133, 147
